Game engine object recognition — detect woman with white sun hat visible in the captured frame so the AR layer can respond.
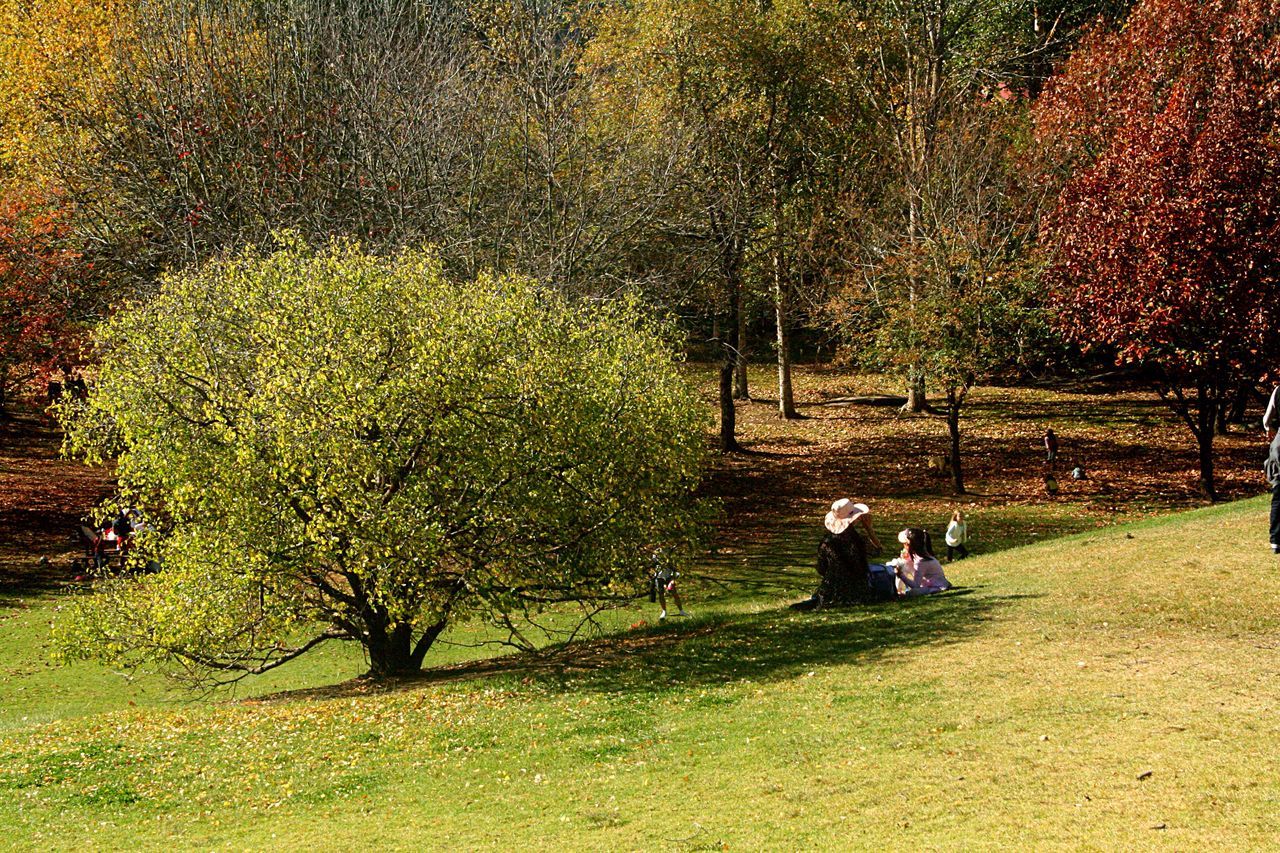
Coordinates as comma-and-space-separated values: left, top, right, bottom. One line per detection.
792, 498, 883, 610
823, 498, 880, 551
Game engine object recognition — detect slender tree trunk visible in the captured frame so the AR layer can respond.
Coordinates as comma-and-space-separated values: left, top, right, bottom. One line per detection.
719, 358, 740, 452
899, 178, 928, 414
1215, 388, 1232, 435
1228, 381, 1252, 426
769, 157, 797, 419
1196, 426, 1216, 501
733, 306, 750, 400
720, 258, 743, 453
1158, 378, 1221, 502
774, 273, 797, 419
946, 385, 965, 495
1196, 383, 1217, 501
901, 114, 926, 416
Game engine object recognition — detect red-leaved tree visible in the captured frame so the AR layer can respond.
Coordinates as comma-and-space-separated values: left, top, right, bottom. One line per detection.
0, 189, 92, 414
1035, 0, 1280, 499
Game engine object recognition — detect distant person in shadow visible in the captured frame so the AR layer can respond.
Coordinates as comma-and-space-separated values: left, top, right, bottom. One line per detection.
792, 499, 884, 611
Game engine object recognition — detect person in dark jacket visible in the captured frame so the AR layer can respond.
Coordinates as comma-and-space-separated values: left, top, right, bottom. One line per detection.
792, 499, 882, 610
1264, 385, 1280, 554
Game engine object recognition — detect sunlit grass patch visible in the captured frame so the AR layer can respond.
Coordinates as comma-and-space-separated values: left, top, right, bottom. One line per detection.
2, 367, 1278, 847
2, 498, 1278, 847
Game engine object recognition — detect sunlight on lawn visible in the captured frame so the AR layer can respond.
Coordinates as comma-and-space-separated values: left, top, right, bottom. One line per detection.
2, 367, 1277, 848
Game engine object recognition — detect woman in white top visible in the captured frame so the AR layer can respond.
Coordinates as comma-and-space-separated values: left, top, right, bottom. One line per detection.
944, 510, 969, 561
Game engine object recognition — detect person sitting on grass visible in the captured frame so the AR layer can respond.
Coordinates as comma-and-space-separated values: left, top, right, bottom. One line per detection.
792, 499, 884, 610
889, 528, 952, 597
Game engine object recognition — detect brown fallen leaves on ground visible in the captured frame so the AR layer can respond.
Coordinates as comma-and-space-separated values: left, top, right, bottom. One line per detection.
0, 367, 1268, 591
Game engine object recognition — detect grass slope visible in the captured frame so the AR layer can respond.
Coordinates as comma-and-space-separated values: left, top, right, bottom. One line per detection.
3, 497, 1278, 849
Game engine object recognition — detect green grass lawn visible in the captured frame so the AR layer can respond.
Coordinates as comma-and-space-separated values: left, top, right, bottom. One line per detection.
3, 496, 1278, 849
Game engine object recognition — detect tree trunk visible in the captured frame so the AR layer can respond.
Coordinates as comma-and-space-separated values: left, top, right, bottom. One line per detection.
1228, 381, 1252, 426
733, 306, 750, 400
409, 617, 449, 670
1197, 426, 1216, 501
366, 619, 419, 678
710, 209, 745, 452
719, 358, 740, 453
774, 278, 797, 419
947, 385, 965, 495
770, 160, 797, 419
1196, 384, 1217, 501
1158, 378, 1221, 502
1215, 387, 1233, 435
719, 264, 743, 453
902, 371, 928, 413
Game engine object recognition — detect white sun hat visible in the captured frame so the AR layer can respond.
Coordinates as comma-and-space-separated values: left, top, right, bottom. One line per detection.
824, 498, 870, 535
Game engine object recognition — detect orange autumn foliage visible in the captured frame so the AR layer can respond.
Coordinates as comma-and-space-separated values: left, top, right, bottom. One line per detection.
0, 0, 131, 180
0, 189, 93, 403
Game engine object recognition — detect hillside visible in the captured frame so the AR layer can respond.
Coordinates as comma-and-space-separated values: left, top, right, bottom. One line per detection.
1, 369, 1277, 848
3, 500, 1278, 848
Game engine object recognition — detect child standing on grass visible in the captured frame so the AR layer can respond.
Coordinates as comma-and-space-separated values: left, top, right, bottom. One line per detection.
945, 509, 969, 561
651, 551, 688, 621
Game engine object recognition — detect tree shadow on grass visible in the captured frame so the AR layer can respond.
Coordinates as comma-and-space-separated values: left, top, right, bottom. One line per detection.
521, 588, 1027, 696
693, 524, 820, 602
258, 587, 1034, 704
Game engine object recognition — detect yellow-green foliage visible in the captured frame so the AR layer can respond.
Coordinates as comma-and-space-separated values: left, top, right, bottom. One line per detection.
56, 236, 708, 681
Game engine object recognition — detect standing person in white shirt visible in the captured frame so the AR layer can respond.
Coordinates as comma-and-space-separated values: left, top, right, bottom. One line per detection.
1265, 385, 1280, 435
1264, 386, 1280, 554
944, 509, 969, 561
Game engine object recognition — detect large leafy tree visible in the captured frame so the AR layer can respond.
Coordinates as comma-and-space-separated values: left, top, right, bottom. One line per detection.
0, 0, 124, 403
57, 239, 707, 682
848, 0, 1130, 414
0, 0, 129, 181
50, 0, 683, 300
835, 102, 1039, 493
1035, 0, 1280, 499
591, 0, 869, 442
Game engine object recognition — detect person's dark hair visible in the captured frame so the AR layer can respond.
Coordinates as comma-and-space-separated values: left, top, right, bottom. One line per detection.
903, 527, 934, 558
